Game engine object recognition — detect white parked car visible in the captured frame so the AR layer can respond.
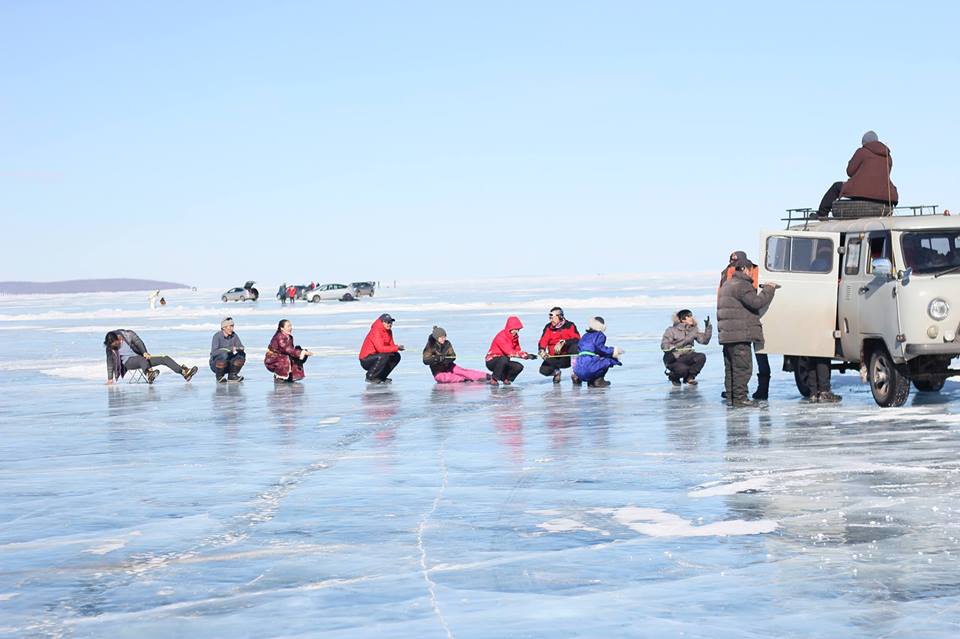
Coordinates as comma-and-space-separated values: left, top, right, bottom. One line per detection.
307, 283, 358, 302
758, 206, 960, 406
221, 281, 259, 302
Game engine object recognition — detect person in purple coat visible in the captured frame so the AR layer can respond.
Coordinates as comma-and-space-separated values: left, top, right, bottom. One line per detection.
572, 317, 623, 387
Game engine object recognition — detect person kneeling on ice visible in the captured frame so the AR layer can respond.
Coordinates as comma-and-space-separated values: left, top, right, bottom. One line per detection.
661, 309, 712, 386
538, 306, 581, 384
104, 329, 198, 384
486, 316, 536, 385
572, 317, 623, 387
422, 326, 490, 383
210, 317, 245, 383
265, 319, 314, 382
359, 313, 404, 384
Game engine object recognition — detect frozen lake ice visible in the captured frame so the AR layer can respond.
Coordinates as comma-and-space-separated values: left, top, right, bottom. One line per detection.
2, 275, 960, 638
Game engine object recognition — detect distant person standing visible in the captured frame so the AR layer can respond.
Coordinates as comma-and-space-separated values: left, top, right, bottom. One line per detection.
277, 283, 288, 305
717, 257, 776, 407
359, 313, 404, 383
265, 319, 313, 382
148, 290, 160, 310
104, 329, 198, 384
210, 317, 245, 382
287, 285, 297, 304
817, 130, 899, 218
537, 307, 581, 384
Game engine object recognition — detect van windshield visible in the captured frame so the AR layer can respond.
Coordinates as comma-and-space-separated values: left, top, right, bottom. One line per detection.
901, 231, 960, 274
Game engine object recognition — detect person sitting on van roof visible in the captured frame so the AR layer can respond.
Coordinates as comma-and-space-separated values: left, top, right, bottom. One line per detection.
817, 130, 899, 218
661, 310, 711, 386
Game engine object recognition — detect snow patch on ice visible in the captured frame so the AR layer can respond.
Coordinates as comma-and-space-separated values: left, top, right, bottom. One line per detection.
536, 506, 777, 538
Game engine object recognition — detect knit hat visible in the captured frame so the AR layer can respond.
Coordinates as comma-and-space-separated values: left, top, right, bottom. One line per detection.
432, 326, 446, 339
862, 130, 878, 145
589, 316, 606, 332
221, 317, 234, 328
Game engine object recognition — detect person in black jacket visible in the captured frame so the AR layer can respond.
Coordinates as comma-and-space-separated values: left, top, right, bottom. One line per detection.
422, 326, 489, 383
104, 329, 198, 384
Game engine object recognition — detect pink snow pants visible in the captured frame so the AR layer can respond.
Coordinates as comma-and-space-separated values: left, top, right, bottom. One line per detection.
434, 365, 488, 384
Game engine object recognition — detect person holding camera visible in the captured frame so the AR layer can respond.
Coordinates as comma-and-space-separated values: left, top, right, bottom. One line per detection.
661, 309, 712, 386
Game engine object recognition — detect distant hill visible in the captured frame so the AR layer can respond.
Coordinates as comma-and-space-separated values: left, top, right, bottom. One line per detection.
0, 279, 191, 295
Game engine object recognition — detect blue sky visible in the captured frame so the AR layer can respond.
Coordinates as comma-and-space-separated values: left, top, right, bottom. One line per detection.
2, 1, 959, 287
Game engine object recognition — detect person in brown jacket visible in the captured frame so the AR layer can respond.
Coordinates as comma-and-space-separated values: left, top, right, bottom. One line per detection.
817, 131, 899, 217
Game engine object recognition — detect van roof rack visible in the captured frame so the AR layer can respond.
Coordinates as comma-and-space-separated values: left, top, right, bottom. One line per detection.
782, 204, 940, 229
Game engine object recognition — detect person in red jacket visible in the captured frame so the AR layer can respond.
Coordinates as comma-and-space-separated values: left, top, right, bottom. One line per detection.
485, 316, 536, 385
537, 306, 581, 384
359, 313, 404, 383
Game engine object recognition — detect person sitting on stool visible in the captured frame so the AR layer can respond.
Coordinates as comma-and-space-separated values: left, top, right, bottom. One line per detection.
661, 309, 712, 386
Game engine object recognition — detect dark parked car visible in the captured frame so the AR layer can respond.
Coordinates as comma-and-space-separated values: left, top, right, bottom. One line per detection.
350, 281, 376, 297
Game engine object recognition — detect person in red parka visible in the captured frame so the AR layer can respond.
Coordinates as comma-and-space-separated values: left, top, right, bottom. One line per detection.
264, 319, 314, 382
359, 313, 404, 383
817, 130, 899, 217
485, 316, 536, 385
537, 306, 581, 384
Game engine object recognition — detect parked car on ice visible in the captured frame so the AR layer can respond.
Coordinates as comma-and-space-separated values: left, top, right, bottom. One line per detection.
350, 281, 376, 297
222, 281, 259, 302
759, 205, 960, 406
307, 283, 359, 302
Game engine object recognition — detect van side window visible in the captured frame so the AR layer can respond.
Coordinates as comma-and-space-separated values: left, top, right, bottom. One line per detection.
845, 238, 862, 275
765, 236, 834, 273
866, 233, 890, 273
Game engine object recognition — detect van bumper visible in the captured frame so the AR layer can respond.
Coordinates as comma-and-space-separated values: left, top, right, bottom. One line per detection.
904, 343, 960, 357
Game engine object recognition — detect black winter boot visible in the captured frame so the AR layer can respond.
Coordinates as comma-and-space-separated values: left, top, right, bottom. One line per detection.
752, 375, 770, 401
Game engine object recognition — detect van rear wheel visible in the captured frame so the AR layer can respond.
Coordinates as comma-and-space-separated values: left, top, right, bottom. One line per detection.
869, 348, 911, 407
913, 378, 945, 393
793, 360, 812, 398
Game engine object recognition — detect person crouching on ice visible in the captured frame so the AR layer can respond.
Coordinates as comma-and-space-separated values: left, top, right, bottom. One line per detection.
210, 317, 245, 383
104, 329, 198, 384
538, 306, 581, 384
265, 319, 314, 382
359, 313, 404, 384
661, 309, 712, 386
422, 326, 490, 383
572, 317, 623, 387
485, 316, 536, 385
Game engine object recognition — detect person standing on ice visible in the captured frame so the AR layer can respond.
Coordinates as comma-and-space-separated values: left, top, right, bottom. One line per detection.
572, 317, 623, 387
661, 309, 711, 386
537, 307, 581, 384
209, 317, 245, 383
719, 250, 772, 400
486, 316, 536, 385
359, 313, 404, 383
717, 257, 776, 407
148, 290, 160, 310
277, 283, 288, 305
104, 329, 198, 384
265, 319, 314, 382
422, 326, 490, 383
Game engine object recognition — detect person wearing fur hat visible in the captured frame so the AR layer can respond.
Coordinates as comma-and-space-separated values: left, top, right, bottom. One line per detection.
422, 326, 490, 383
572, 317, 623, 387
661, 310, 711, 386
485, 316, 537, 385
817, 130, 899, 218
209, 317, 246, 382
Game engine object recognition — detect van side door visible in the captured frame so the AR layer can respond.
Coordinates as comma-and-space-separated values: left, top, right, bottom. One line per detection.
858, 231, 902, 357
758, 230, 841, 357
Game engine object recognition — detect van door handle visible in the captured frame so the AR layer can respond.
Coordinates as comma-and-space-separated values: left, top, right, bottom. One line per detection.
858, 286, 869, 294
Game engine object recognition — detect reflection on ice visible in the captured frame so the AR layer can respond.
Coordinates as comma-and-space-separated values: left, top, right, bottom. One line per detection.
2, 282, 960, 637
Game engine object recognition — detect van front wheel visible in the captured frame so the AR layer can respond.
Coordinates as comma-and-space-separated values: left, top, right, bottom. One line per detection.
869, 348, 910, 407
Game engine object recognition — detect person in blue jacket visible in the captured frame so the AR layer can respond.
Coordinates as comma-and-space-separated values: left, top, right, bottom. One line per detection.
572, 317, 623, 387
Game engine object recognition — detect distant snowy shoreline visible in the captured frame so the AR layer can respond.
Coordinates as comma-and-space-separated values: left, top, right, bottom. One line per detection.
0, 278, 191, 295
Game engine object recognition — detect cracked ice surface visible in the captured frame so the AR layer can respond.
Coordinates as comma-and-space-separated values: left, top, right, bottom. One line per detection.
2, 275, 960, 638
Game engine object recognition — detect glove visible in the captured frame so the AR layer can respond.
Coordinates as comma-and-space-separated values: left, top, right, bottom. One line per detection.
554, 341, 565, 355
613, 346, 624, 360
525, 353, 537, 360
704, 315, 711, 325
538, 349, 548, 359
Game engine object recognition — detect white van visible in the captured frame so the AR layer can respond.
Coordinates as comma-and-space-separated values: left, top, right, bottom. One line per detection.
758, 207, 960, 407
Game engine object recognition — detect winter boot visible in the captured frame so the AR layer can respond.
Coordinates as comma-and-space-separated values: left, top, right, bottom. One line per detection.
146, 368, 159, 384
752, 375, 770, 401
489, 377, 499, 386
217, 374, 227, 383
685, 376, 698, 386
502, 379, 511, 386
589, 377, 611, 388
571, 372, 582, 386
553, 371, 561, 384
669, 375, 682, 387
227, 374, 244, 382
817, 391, 842, 403
731, 397, 758, 408
181, 365, 198, 381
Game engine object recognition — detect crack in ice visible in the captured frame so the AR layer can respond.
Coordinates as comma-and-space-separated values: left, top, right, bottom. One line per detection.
417, 438, 454, 639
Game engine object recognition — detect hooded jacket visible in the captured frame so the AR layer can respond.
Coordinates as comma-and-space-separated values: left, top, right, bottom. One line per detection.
486, 316, 527, 361
717, 271, 776, 346
661, 316, 712, 354
422, 335, 456, 375
840, 140, 899, 204
538, 319, 580, 353
573, 330, 622, 381
105, 329, 148, 380
359, 319, 399, 359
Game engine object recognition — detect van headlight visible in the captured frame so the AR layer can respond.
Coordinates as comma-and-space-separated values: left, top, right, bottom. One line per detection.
928, 298, 950, 321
